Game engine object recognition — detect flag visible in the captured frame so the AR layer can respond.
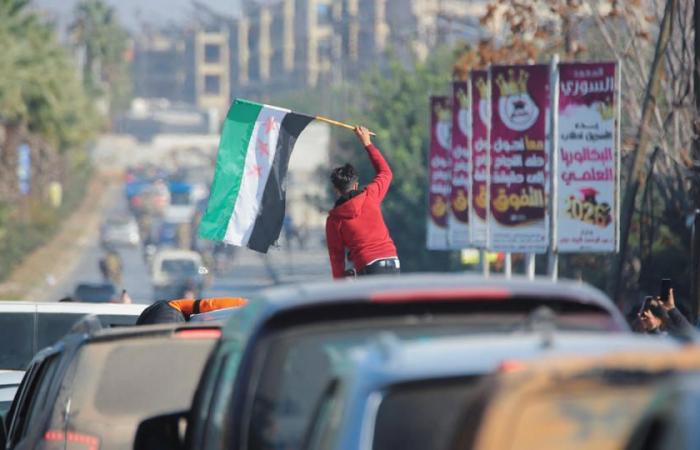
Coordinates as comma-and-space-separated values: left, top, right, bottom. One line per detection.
198, 99, 313, 253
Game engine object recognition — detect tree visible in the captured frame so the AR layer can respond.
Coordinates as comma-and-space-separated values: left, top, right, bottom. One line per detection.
70, 0, 132, 116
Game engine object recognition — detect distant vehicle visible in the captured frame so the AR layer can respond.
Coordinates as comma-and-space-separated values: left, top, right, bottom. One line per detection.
302, 333, 682, 450
100, 217, 140, 247
73, 282, 118, 303
1, 321, 221, 450
0, 370, 23, 416
0, 302, 145, 371
151, 249, 207, 299
132, 274, 630, 450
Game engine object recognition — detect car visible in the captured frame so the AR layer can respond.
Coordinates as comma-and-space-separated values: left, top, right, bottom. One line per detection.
301, 332, 683, 450
151, 249, 207, 299
100, 217, 140, 247
0, 371, 23, 417
133, 274, 629, 450
72, 282, 118, 303
1, 319, 222, 450
0, 301, 146, 371
454, 346, 700, 450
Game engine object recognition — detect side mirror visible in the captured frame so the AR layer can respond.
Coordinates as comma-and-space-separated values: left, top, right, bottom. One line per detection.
133, 411, 188, 450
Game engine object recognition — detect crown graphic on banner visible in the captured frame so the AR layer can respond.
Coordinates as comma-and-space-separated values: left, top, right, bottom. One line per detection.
475, 77, 489, 99
495, 69, 529, 96
596, 101, 614, 120
434, 102, 451, 121
456, 88, 469, 109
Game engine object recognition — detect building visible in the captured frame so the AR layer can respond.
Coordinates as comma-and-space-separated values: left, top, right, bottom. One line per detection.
234, 0, 486, 97
132, 26, 231, 117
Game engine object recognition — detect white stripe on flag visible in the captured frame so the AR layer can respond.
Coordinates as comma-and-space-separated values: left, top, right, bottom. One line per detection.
223, 105, 290, 245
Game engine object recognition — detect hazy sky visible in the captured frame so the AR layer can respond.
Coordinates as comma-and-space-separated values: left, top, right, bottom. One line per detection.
34, 0, 241, 30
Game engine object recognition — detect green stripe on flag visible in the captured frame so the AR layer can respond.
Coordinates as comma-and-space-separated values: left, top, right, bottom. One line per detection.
198, 99, 263, 240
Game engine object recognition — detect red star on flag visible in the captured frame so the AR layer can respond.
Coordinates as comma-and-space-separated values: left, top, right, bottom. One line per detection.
247, 165, 263, 178
257, 139, 270, 157
264, 116, 278, 133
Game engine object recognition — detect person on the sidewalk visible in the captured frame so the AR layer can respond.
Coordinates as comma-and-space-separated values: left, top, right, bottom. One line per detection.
325, 126, 400, 278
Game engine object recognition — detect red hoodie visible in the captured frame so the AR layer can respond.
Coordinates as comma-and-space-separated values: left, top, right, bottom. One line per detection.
326, 144, 398, 278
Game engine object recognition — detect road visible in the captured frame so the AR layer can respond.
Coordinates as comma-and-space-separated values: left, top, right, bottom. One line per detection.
46, 183, 330, 303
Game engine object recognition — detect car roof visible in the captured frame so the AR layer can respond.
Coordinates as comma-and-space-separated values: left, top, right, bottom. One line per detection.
348, 332, 680, 387
0, 301, 146, 315
329, 333, 684, 449
221, 274, 625, 339
0, 370, 25, 384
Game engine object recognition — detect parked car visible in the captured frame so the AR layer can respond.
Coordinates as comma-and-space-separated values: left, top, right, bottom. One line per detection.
72, 282, 118, 303
133, 274, 629, 450
0, 371, 23, 417
301, 333, 682, 450
0, 302, 145, 371
151, 249, 207, 299
1, 320, 222, 450
100, 217, 140, 247
455, 346, 700, 450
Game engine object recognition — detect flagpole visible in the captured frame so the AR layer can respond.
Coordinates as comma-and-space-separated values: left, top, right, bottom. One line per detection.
315, 115, 376, 136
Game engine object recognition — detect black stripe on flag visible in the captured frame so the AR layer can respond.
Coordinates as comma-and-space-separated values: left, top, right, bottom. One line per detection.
247, 112, 314, 253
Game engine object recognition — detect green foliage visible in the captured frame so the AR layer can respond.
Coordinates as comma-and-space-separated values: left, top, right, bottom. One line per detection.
0, 0, 100, 150
70, 0, 132, 116
332, 49, 462, 272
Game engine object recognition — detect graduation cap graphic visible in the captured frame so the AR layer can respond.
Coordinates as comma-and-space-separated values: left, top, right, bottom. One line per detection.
580, 188, 598, 204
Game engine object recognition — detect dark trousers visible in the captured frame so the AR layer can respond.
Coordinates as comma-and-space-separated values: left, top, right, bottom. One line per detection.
358, 259, 400, 276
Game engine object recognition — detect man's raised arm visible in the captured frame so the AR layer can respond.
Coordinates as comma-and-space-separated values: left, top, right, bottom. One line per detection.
354, 126, 392, 200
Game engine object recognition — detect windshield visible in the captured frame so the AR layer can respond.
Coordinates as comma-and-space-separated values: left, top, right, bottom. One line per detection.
51, 337, 215, 449
247, 319, 515, 450
161, 259, 197, 276
372, 378, 480, 450
73, 284, 117, 303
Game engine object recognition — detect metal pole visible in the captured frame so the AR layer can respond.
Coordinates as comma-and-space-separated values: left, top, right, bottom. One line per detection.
548, 54, 560, 281
526, 253, 535, 280
505, 253, 512, 278
480, 249, 490, 277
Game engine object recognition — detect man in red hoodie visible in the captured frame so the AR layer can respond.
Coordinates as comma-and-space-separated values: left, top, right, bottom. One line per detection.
326, 126, 400, 278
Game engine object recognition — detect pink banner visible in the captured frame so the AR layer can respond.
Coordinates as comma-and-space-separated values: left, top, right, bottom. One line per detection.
449, 81, 470, 248
557, 62, 618, 252
470, 70, 489, 247
427, 96, 451, 250
489, 64, 549, 253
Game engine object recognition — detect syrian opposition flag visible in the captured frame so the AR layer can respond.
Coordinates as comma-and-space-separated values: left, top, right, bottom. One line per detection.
198, 99, 313, 253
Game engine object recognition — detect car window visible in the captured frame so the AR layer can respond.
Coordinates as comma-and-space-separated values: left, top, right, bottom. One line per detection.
372, 378, 480, 450
161, 259, 197, 276
37, 313, 86, 350
22, 355, 61, 436
246, 322, 479, 450
60, 337, 214, 449
9, 353, 60, 444
0, 313, 35, 370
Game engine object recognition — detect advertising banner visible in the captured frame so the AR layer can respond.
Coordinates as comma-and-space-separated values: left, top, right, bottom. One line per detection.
488, 64, 550, 253
449, 81, 470, 248
427, 96, 452, 250
557, 62, 618, 252
470, 70, 490, 247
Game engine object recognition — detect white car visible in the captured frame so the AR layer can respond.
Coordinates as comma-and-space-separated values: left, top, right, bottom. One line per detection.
101, 217, 141, 247
0, 370, 24, 416
151, 249, 207, 300
0, 302, 146, 372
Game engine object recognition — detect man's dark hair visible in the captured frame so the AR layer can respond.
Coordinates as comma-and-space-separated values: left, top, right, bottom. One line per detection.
331, 163, 359, 193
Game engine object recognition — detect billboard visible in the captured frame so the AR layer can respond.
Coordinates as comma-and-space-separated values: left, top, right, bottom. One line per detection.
556, 62, 618, 252
488, 64, 550, 253
449, 81, 470, 248
426, 96, 452, 250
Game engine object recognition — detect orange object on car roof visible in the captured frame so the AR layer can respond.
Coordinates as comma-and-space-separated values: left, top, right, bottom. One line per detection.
168, 297, 247, 318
